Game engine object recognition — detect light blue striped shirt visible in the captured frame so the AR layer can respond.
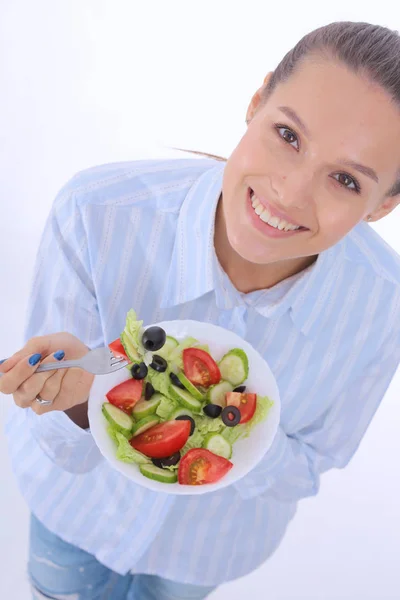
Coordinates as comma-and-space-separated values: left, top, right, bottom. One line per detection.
5, 158, 400, 585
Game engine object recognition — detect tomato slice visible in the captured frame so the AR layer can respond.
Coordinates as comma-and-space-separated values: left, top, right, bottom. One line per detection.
183, 348, 221, 388
226, 392, 257, 424
130, 420, 191, 458
109, 338, 129, 361
106, 378, 143, 414
178, 449, 233, 485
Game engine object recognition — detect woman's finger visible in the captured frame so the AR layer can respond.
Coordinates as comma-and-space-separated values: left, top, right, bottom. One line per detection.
11, 350, 66, 407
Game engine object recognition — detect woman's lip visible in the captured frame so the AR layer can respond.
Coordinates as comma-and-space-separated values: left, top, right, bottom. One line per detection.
246, 190, 306, 239
249, 187, 307, 229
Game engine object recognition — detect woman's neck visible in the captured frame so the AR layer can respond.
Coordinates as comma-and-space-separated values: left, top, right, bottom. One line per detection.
214, 198, 317, 294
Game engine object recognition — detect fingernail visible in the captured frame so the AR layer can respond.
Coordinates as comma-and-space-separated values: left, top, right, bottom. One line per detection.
54, 350, 65, 361
28, 353, 42, 366
0, 359, 5, 365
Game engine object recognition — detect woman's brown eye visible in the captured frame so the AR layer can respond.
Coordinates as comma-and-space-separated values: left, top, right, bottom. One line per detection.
283, 130, 296, 143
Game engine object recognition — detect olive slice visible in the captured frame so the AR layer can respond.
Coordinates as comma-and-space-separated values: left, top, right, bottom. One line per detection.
150, 354, 168, 373
169, 372, 185, 389
233, 385, 246, 393
144, 381, 155, 400
203, 404, 223, 418
131, 362, 148, 380
221, 405, 241, 427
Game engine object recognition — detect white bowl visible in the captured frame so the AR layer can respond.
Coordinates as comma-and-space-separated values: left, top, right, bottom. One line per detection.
88, 319, 280, 495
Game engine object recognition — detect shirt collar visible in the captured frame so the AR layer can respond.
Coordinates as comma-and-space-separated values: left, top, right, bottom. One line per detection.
160, 161, 225, 309
160, 160, 347, 338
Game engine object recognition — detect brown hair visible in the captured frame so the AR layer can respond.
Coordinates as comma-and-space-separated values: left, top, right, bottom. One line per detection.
181, 21, 400, 196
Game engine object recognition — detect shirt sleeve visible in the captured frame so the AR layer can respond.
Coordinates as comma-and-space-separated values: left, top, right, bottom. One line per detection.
234, 336, 400, 501
22, 179, 105, 474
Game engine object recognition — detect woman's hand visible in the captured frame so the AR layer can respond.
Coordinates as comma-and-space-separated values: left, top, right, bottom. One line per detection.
0, 332, 94, 415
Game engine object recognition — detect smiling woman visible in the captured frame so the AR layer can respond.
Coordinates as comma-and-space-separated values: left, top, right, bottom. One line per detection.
2, 19, 400, 600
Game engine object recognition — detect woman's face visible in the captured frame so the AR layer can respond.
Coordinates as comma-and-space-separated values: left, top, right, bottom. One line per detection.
222, 57, 400, 265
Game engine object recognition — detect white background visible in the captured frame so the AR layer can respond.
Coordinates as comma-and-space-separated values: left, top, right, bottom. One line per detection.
0, 2, 399, 598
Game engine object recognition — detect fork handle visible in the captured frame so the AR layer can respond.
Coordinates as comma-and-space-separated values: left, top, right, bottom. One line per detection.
36, 359, 81, 372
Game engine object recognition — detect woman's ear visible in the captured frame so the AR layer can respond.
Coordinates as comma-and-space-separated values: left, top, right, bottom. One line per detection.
246, 72, 273, 125
367, 195, 400, 222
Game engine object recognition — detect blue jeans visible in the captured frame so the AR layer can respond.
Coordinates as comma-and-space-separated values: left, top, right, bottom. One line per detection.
29, 515, 216, 599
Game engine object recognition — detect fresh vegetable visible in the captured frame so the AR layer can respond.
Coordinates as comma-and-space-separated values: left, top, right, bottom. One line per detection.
132, 415, 160, 436
169, 407, 194, 420
168, 337, 199, 367
132, 395, 163, 420
203, 432, 232, 459
142, 326, 167, 352
114, 432, 151, 464
157, 335, 179, 359
131, 362, 148, 380
169, 372, 186, 389
221, 405, 241, 427
207, 380, 233, 407
176, 372, 204, 400
233, 385, 246, 393
130, 420, 191, 458
226, 392, 257, 424
102, 403, 133, 436
144, 382, 155, 400
183, 348, 221, 388
106, 378, 143, 414
120, 309, 144, 362
218, 349, 249, 386
168, 384, 203, 413
152, 451, 181, 469
140, 463, 178, 483
203, 403, 223, 419
175, 415, 196, 436
150, 355, 168, 373
109, 338, 129, 361
178, 449, 233, 485
146, 368, 170, 397
221, 395, 274, 445
155, 395, 178, 420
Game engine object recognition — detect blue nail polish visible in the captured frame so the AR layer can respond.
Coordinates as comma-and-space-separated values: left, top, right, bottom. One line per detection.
29, 353, 42, 366
54, 350, 65, 361
0, 359, 5, 365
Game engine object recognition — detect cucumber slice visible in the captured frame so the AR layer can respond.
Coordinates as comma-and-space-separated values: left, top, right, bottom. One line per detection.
169, 407, 195, 420
168, 385, 203, 413
218, 349, 249, 386
120, 331, 140, 362
102, 403, 134, 436
131, 415, 160, 436
132, 394, 163, 420
139, 463, 178, 484
156, 335, 179, 359
203, 433, 232, 459
207, 380, 233, 407
176, 372, 204, 401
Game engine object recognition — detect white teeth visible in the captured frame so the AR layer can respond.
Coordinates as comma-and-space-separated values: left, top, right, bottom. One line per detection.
251, 193, 301, 231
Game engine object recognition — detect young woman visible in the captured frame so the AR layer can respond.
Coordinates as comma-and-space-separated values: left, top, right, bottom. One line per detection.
2, 20, 400, 600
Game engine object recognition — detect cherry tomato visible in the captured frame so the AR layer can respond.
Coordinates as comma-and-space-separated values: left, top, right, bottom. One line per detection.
178, 448, 233, 485
183, 348, 221, 388
130, 420, 191, 458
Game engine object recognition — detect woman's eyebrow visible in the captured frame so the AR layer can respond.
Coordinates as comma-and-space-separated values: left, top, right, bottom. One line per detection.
278, 105, 379, 184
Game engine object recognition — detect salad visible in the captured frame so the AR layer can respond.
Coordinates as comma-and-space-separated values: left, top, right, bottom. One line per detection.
102, 309, 273, 486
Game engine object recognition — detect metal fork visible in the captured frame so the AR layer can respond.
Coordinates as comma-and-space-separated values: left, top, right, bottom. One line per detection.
0, 347, 129, 376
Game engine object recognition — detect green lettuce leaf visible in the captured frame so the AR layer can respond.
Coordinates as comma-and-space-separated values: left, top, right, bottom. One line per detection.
146, 368, 171, 397
121, 309, 144, 361
156, 395, 178, 420
115, 432, 150, 464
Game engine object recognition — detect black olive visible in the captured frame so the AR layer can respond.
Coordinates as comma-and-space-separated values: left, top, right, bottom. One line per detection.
131, 362, 148, 380
152, 451, 181, 468
221, 405, 241, 427
142, 326, 167, 352
169, 372, 185, 389
150, 354, 168, 373
175, 415, 196, 436
144, 382, 155, 400
233, 385, 246, 393
203, 403, 223, 418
